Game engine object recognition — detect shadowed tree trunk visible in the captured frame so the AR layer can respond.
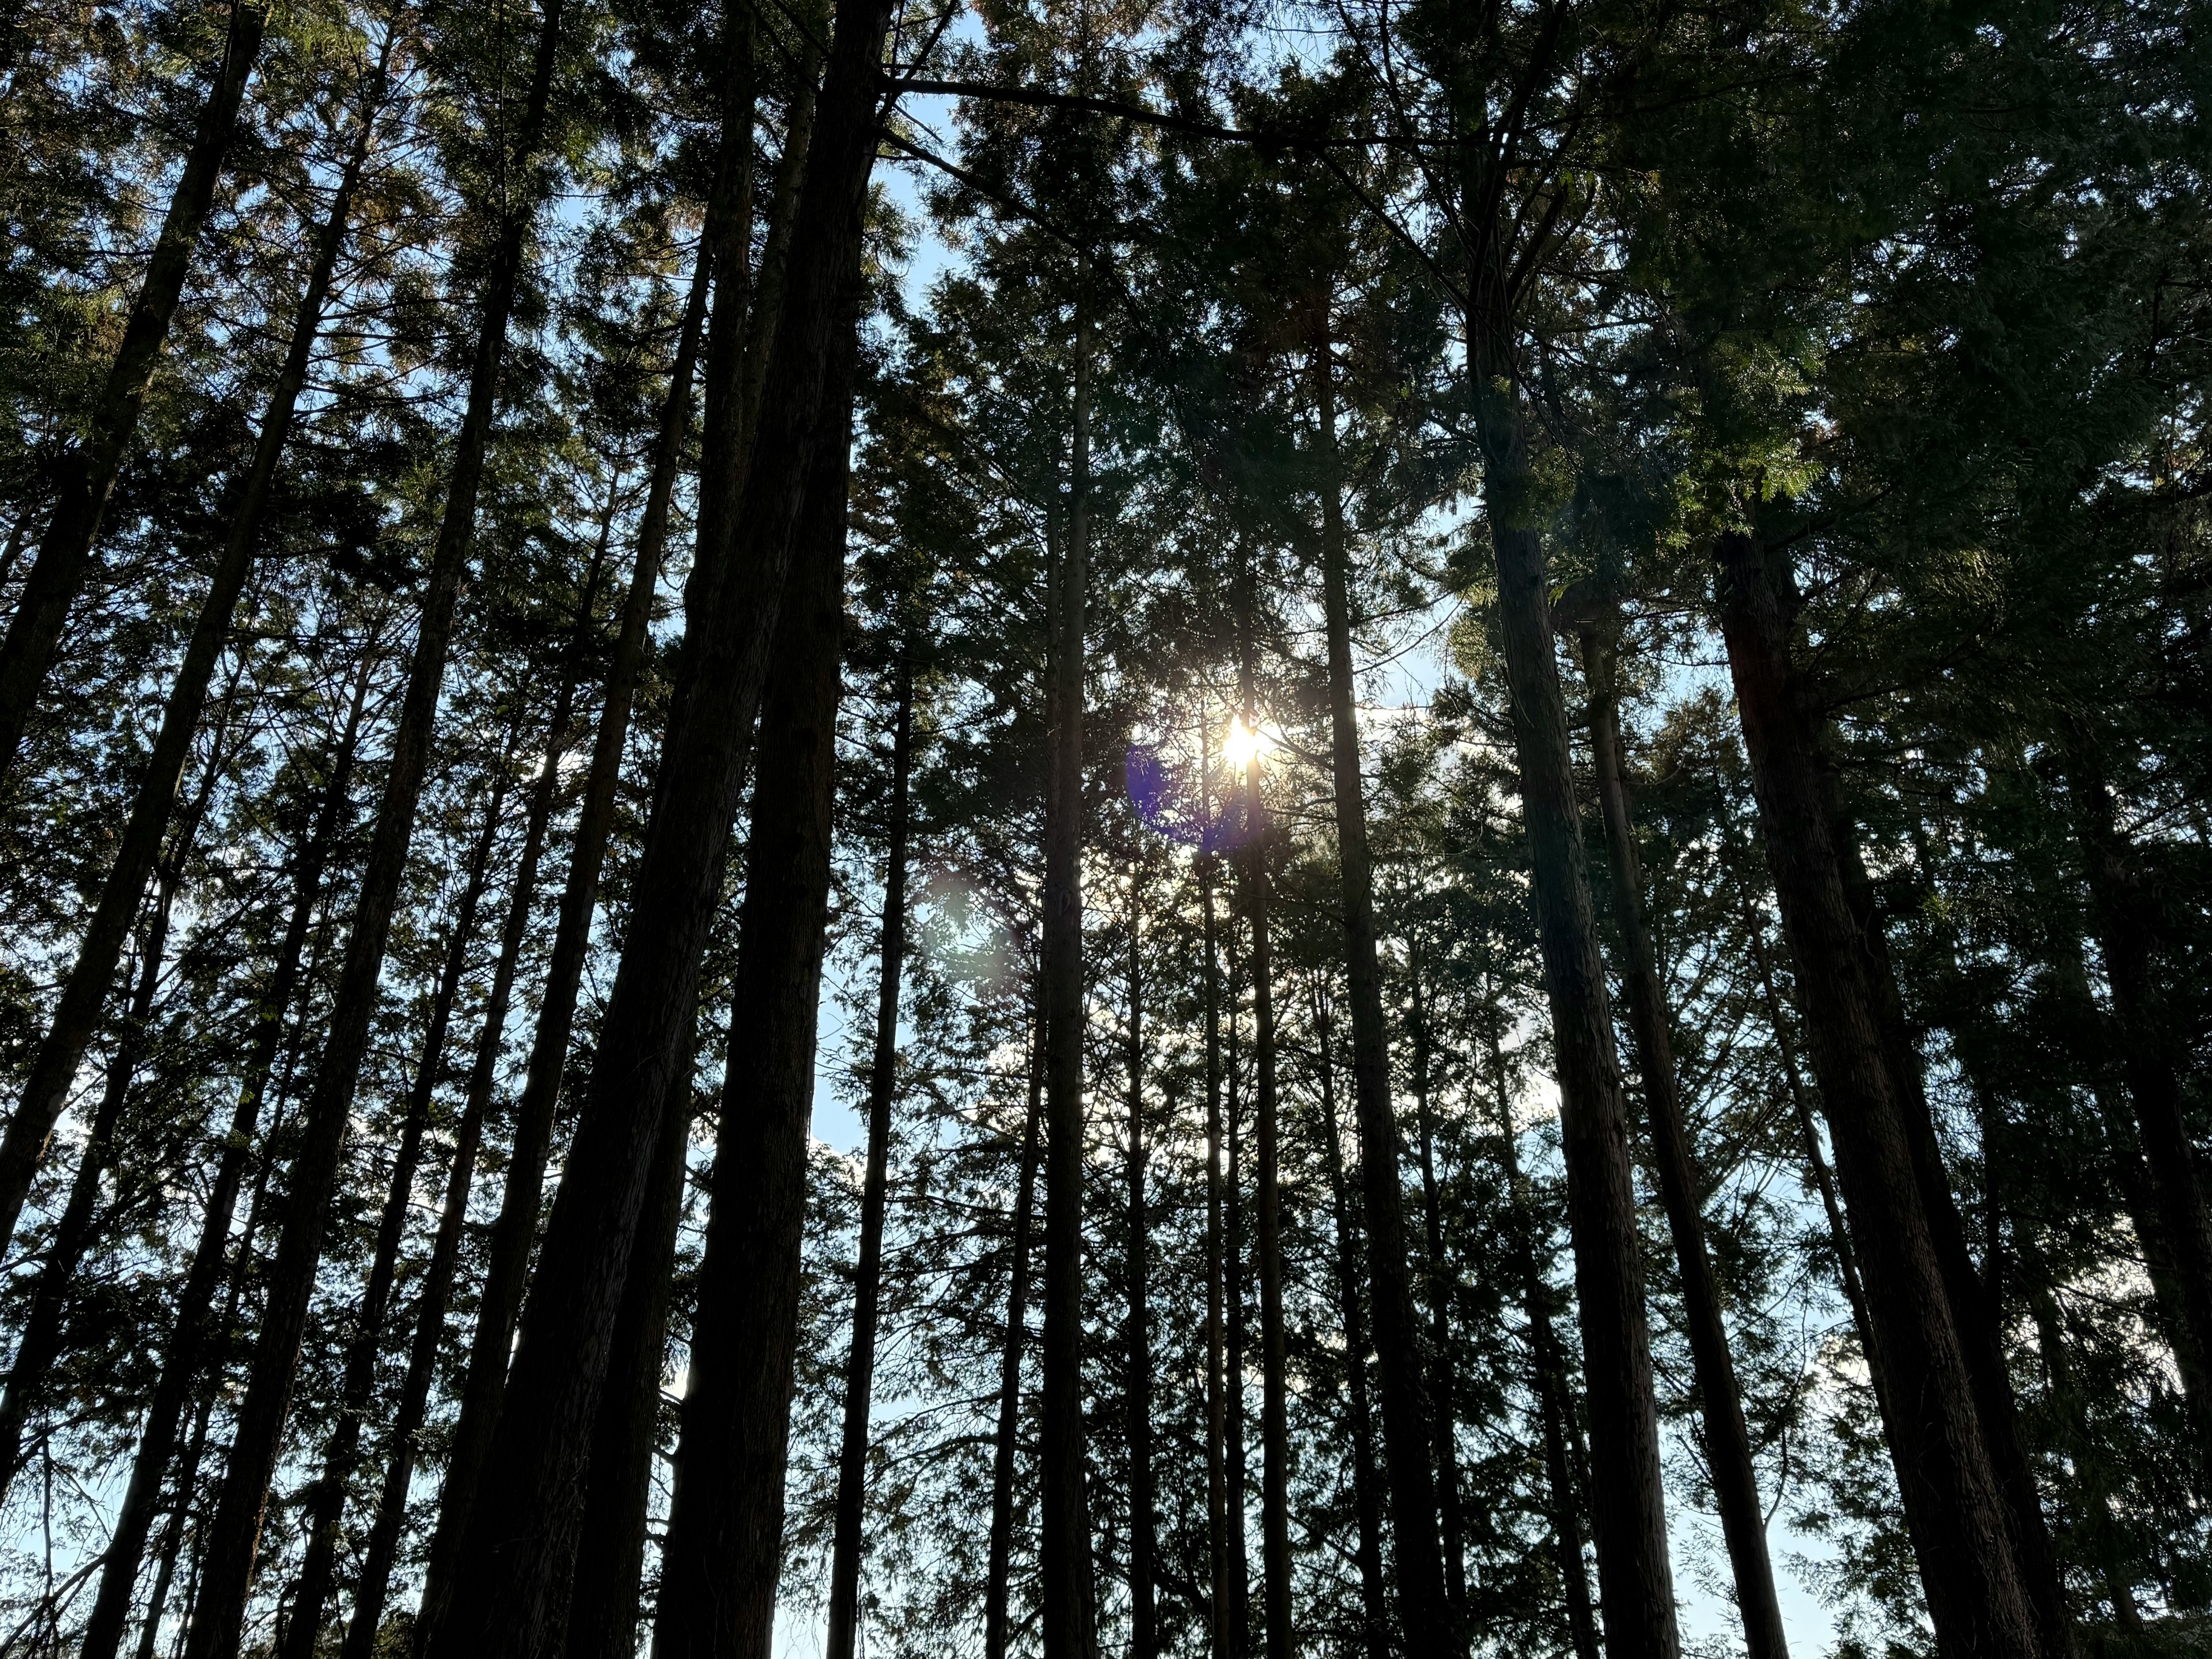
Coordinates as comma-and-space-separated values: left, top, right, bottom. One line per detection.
0, 0, 269, 782
1309, 320, 1452, 1659
1225, 953, 1251, 1657
1123, 844, 1157, 1659
1484, 1009, 1600, 1659
826, 661, 916, 1659
1039, 259, 1098, 1659
276, 743, 524, 1659
1574, 618, 1787, 1659
1203, 822, 1229, 1659
984, 1022, 1046, 1659
1312, 982, 1389, 1659
419, 0, 886, 1635
645, 308, 856, 1659
560, 1055, 697, 1659
1484, 503, 1677, 1659
1236, 593, 1290, 1659
1714, 528, 2039, 1659
414, 237, 715, 1647
0, 665, 240, 1498
177, 5, 570, 1646
76, 646, 377, 1659
1406, 959, 1467, 1625
0, 46, 384, 1255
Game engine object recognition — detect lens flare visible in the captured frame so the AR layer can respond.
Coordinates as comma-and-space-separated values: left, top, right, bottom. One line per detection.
1223, 715, 1266, 771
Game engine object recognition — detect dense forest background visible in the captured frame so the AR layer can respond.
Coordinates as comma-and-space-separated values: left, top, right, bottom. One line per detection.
0, 0, 2205, 1656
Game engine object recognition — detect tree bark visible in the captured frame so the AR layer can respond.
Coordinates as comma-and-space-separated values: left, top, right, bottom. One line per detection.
1122, 846, 1157, 1659
1714, 528, 2039, 1659
177, 4, 568, 1646
1225, 957, 1251, 1657
1486, 518, 1676, 1659
1310, 329, 1453, 1659
0, 47, 381, 1252
420, 0, 885, 1635
414, 238, 713, 1646
276, 748, 521, 1659
646, 313, 855, 1659
1237, 588, 1292, 1659
1484, 1013, 1600, 1659
2069, 757, 2212, 1457
1312, 983, 1389, 1659
76, 648, 376, 1659
560, 1054, 696, 1659
0, 0, 269, 779
823, 662, 916, 1659
0, 670, 236, 1498
1203, 831, 1229, 1659
1406, 961, 1467, 1625
984, 1028, 1046, 1659
1039, 260, 1098, 1659
1576, 622, 1786, 1659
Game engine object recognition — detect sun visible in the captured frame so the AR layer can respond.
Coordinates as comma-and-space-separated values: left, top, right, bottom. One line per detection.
1222, 715, 1267, 771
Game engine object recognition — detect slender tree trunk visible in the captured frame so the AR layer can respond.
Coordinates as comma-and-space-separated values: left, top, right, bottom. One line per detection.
76, 650, 376, 1659
1309, 329, 1453, 1658
1576, 623, 1787, 1659
1824, 764, 2073, 1659
0, 0, 269, 779
1714, 529, 2038, 1659
0, 54, 382, 1252
178, 6, 567, 1646
984, 1028, 1046, 1659
422, 0, 886, 1638
1406, 963, 1467, 1625
1039, 260, 1097, 1659
1312, 985, 1388, 1659
1203, 834, 1229, 1659
1484, 1012, 1600, 1659
824, 662, 916, 1659
1123, 848, 1157, 1659
135, 1387, 218, 1659
1225, 979, 1251, 1658
1237, 594, 1291, 1659
2070, 759, 2212, 1452
0, 672, 237, 1497
560, 1058, 696, 1659
1484, 516, 1676, 1659
414, 240, 714, 1647
276, 753, 517, 1659
646, 318, 855, 1659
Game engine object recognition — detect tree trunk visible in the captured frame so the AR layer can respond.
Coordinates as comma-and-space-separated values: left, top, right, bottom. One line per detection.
1714, 529, 2038, 1659
177, 6, 569, 1646
0, 50, 381, 1252
420, 0, 885, 1635
0, 669, 236, 1497
1406, 961, 1467, 1625
1823, 762, 2073, 1659
0, 0, 269, 778
1203, 831, 1229, 1659
560, 1059, 696, 1659
1039, 260, 1097, 1659
1577, 622, 1786, 1659
2069, 759, 2212, 1454
1310, 331, 1452, 1659
824, 661, 916, 1659
414, 237, 713, 1647
1312, 983, 1389, 1659
1123, 847, 1157, 1659
646, 315, 855, 1659
1484, 1012, 1600, 1659
76, 649, 376, 1659
1486, 517, 1677, 1659
1237, 590, 1292, 1659
277, 747, 521, 1659
984, 1027, 1046, 1659
1225, 955, 1250, 1658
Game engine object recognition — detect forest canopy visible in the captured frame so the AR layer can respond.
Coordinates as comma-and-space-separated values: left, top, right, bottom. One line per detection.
0, 0, 2205, 1656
